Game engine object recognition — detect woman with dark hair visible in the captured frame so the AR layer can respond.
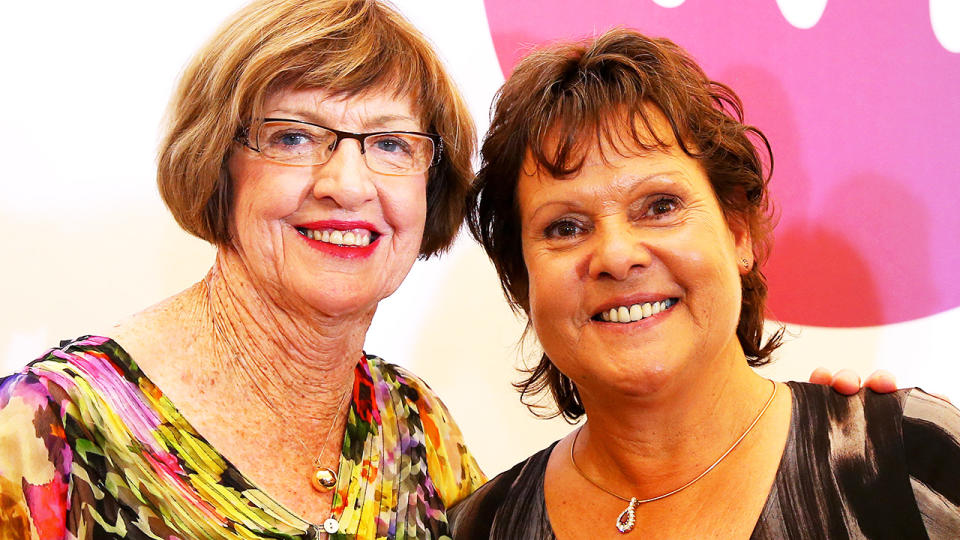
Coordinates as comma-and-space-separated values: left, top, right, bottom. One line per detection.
450, 28, 960, 538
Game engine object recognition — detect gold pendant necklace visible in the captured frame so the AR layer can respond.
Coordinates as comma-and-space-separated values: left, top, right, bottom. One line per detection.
204, 273, 352, 534
308, 389, 351, 493
299, 388, 351, 536
570, 380, 778, 534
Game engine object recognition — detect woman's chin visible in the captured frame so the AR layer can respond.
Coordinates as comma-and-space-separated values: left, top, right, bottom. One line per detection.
619, 363, 680, 397
279, 287, 381, 320
575, 355, 696, 405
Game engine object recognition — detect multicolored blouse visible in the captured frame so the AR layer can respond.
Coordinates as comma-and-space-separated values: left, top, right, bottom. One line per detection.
0, 335, 485, 539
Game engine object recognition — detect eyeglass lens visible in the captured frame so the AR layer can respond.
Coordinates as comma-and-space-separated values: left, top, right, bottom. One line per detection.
256, 121, 435, 174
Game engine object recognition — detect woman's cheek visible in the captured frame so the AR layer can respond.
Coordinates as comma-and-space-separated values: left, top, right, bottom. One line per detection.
528, 252, 576, 336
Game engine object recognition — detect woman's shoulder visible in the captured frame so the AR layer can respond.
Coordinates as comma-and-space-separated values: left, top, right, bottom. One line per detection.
3, 333, 146, 407
785, 381, 956, 447
0, 337, 113, 537
362, 353, 421, 386
0, 372, 71, 537
4, 335, 154, 444
17, 335, 141, 388
361, 354, 455, 420
787, 380, 952, 420
361, 354, 488, 507
899, 386, 960, 427
782, 381, 960, 536
897, 388, 960, 534
448, 441, 557, 539
1, 361, 66, 425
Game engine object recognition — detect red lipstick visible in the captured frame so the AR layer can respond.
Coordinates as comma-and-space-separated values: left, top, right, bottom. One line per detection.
296, 220, 380, 232
294, 220, 381, 260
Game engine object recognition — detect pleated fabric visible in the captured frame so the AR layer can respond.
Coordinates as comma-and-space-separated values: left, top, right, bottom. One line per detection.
0, 335, 485, 539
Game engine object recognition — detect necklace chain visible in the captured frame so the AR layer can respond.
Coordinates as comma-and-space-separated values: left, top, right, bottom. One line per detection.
204, 271, 353, 534
309, 388, 351, 470
569, 379, 778, 531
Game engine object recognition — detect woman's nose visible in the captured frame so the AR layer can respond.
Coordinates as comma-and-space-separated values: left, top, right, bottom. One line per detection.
587, 225, 653, 281
311, 139, 377, 209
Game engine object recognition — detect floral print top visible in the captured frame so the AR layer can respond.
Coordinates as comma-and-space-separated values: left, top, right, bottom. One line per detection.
0, 335, 485, 539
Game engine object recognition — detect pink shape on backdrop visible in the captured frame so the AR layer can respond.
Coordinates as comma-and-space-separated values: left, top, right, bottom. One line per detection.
484, 0, 960, 327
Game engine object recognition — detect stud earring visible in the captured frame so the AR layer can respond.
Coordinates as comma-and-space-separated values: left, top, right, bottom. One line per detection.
741, 258, 750, 269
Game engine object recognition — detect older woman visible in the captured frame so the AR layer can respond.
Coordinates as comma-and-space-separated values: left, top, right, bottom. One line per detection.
450, 29, 960, 538
0, 1, 485, 538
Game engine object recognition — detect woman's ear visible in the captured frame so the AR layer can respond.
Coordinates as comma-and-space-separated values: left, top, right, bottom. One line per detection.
728, 213, 754, 275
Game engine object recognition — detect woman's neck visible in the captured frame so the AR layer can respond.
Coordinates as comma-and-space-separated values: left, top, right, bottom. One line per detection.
200, 248, 370, 421
573, 349, 776, 499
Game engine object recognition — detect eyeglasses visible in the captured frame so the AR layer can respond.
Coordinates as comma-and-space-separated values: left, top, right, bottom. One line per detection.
237, 118, 443, 175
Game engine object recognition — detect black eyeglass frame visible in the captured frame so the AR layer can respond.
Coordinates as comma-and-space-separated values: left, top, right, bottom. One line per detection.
236, 117, 444, 169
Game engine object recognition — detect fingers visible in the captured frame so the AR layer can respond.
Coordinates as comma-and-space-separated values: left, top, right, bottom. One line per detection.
863, 370, 897, 394
808, 367, 860, 394
827, 369, 862, 395
808, 367, 833, 386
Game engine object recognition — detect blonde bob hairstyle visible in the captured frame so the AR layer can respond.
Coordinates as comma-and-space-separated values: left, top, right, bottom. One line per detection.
158, 0, 475, 257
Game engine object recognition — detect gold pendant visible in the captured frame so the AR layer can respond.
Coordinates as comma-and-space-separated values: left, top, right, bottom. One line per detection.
311, 467, 337, 492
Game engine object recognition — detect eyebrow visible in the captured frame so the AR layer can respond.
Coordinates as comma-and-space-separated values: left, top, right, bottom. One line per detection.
266, 109, 421, 131
525, 171, 688, 221
363, 114, 421, 130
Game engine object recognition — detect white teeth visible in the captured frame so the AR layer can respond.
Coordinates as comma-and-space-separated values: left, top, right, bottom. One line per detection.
299, 228, 373, 247
598, 299, 676, 324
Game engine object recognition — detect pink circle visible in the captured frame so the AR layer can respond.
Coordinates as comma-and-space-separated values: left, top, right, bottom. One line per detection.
485, 0, 960, 327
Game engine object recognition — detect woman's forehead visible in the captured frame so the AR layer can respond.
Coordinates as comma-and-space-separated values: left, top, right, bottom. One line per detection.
516, 143, 706, 214
262, 85, 423, 129
527, 105, 684, 168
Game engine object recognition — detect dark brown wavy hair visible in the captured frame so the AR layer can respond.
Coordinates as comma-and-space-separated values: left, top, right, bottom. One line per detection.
467, 28, 782, 421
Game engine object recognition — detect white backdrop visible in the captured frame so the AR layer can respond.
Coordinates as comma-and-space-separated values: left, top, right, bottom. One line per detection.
1, 0, 958, 477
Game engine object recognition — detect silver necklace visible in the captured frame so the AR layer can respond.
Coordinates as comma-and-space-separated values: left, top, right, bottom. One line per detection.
570, 379, 778, 534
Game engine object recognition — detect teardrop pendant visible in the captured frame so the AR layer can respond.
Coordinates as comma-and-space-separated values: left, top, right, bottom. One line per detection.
616, 497, 638, 533
310, 467, 337, 492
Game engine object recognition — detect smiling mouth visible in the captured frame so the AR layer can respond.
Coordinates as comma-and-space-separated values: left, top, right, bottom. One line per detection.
592, 298, 679, 324
295, 227, 380, 247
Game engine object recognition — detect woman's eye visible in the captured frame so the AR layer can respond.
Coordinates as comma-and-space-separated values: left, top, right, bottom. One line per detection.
544, 219, 584, 238
371, 136, 413, 155
271, 131, 312, 147
645, 196, 679, 218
